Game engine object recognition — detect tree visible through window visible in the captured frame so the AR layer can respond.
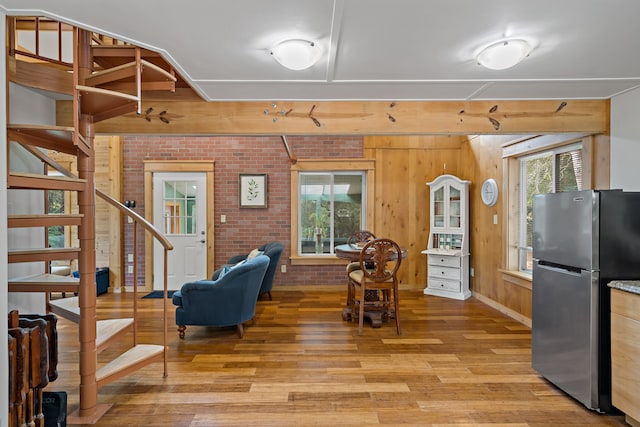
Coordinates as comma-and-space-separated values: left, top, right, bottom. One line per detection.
520, 144, 582, 271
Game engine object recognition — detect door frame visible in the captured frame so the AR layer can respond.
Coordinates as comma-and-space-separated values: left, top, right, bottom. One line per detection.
144, 161, 215, 291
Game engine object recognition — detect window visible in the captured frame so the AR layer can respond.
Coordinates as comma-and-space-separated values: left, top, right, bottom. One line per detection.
299, 172, 365, 255
518, 144, 583, 272
47, 189, 65, 248
290, 159, 375, 264
162, 180, 197, 235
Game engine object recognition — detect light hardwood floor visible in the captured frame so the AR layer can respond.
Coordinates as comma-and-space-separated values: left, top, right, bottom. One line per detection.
47, 286, 626, 426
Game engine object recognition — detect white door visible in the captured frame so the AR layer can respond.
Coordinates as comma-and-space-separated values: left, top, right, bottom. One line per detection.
153, 172, 207, 290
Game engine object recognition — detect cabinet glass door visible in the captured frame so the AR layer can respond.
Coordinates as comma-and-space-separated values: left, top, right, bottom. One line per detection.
434, 187, 445, 227
449, 186, 461, 229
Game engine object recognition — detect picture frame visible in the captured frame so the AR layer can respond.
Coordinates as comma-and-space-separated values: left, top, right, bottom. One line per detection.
239, 174, 268, 208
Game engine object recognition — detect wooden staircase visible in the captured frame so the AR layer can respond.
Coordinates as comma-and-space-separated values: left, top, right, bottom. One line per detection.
6, 18, 175, 423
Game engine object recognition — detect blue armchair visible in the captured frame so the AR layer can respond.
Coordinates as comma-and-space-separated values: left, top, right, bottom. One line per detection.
172, 255, 269, 338
226, 241, 283, 300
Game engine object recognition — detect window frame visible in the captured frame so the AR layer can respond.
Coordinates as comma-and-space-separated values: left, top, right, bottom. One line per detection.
290, 159, 375, 265
502, 133, 595, 279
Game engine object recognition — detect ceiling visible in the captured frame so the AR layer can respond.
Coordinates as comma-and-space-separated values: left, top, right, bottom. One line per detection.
2, 0, 640, 102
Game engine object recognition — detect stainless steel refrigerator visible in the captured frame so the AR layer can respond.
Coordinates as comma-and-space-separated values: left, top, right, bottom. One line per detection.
532, 189, 640, 413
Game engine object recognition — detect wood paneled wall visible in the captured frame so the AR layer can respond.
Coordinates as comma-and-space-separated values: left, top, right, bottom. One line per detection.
94, 136, 123, 291
459, 136, 532, 322
364, 135, 464, 288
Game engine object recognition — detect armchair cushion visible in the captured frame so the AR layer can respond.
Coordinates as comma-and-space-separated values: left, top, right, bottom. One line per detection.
247, 248, 264, 260
172, 255, 270, 337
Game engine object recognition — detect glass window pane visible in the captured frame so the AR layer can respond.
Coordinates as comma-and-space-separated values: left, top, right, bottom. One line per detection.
433, 187, 445, 227
449, 187, 461, 228
524, 155, 553, 248
556, 149, 583, 192
47, 189, 65, 248
300, 174, 331, 254
163, 180, 198, 235
299, 172, 365, 255
333, 174, 363, 246
164, 181, 175, 198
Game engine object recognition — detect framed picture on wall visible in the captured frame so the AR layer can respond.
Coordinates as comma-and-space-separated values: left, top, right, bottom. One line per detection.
239, 174, 268, 208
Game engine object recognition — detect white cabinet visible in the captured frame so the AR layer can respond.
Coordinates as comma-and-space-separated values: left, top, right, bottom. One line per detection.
422, 174, 471, 300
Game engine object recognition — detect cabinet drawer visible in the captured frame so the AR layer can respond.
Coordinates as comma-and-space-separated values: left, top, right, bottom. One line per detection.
428, 255, 460, 268
428, 266, 460, 280
428, 278, 460, 292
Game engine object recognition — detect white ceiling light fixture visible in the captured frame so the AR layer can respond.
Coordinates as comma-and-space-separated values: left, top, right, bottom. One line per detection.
477, 39, 532, 70
270, 39, 321, 71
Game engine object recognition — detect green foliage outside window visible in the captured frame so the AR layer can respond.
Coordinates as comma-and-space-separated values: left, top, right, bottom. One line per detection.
48, 190, 65, 248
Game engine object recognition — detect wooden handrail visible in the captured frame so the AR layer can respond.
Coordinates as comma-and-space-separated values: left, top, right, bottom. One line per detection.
96, 187, 171, 378
95, 189, 173, 250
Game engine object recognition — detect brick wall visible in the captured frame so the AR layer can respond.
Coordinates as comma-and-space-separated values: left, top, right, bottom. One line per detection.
123, 135, 363, 287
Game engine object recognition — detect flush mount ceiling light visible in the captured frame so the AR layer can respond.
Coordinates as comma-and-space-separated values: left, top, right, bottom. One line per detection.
270, 39, 321, 70
477, 39, 532, 70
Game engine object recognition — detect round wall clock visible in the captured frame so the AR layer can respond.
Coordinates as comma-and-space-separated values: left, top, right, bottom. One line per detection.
481, 178, 499, 206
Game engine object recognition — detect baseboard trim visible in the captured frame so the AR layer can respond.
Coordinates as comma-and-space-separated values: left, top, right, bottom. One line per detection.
472, 291, 532, 328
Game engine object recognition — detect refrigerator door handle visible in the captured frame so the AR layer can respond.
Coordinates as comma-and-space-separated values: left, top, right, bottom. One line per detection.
536, 260, 583, 276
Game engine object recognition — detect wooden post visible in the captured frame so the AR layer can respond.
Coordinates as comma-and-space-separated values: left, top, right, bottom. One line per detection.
75, 28, 100, 420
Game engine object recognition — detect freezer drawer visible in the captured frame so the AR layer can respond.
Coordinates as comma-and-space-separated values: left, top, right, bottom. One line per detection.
532, 260, 601, 410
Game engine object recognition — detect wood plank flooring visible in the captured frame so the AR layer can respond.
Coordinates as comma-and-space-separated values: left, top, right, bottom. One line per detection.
47, 286, 627, 426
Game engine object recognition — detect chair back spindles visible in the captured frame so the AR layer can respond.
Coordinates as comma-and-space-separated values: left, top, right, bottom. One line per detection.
347, 230, 376, 246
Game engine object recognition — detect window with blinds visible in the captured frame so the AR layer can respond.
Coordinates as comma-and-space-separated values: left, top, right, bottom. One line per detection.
519, 144, 583, 272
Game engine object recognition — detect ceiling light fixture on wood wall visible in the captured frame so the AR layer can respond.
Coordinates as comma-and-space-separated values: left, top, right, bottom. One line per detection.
270, 39, 321, 70
477, 39, 532, 70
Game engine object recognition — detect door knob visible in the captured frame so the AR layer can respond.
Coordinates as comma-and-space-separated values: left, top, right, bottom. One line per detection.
199, 240, 206, 243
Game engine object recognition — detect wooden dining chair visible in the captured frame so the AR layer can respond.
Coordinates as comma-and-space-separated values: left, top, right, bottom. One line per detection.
348, 238, 402, 335
344, 231, 377, 316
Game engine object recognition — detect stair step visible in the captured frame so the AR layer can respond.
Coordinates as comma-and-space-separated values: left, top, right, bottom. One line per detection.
8, 213, 84, 228
48, 296, 80, 323
96, 318, 134, 353
8, 172, 87, 191
96, 344, 164, 387
76, 85, 139, 123
8, 273, 79, 293
85, 59, 176, 91
8, 247, 79, 263
7, 124, 87, 155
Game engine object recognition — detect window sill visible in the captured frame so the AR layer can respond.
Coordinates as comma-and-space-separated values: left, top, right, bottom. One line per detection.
499, 269, 532, 290
290, 255, 347, 266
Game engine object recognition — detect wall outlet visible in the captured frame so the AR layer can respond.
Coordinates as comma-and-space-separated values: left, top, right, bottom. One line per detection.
128, 253, 133, 263
470, 267, 475, 277
220, 214, 226, 223
281, 264, 286, 273
493, 214, 498, 225
128, 265, 134, 274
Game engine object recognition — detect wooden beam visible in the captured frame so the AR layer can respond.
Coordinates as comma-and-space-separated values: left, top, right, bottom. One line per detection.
56, 99, 609, 136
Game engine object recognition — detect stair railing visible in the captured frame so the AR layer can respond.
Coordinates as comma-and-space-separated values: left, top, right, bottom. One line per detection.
14, 141, 173, 376
96, 189, 173, 376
